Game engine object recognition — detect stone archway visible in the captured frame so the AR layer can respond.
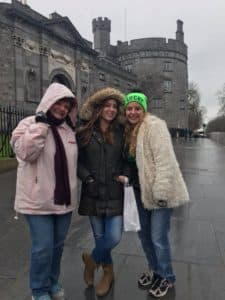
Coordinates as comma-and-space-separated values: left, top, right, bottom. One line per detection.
49, 69, 75, 93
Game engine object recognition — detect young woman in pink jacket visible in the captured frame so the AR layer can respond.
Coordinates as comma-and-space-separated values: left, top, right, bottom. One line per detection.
11, 83, 78, 300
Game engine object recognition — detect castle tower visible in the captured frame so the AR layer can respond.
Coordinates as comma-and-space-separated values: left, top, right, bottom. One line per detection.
92, 17, 111, 56
116, 19, 188, 129
176, 19, 184, 42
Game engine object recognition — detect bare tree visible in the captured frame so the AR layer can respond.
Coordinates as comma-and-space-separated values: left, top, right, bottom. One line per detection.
217, 83, 225, 115
206, 83, 225, 133
206, 115, 225, 133
187, 82, 206, 130
138, 73, 164, 100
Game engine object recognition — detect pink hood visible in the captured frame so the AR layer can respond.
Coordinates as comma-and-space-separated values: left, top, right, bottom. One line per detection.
36, 83, 77, 126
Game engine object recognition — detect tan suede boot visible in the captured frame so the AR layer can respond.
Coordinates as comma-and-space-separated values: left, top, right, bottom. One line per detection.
95, 264, 114, 297
82, 252, 97, 286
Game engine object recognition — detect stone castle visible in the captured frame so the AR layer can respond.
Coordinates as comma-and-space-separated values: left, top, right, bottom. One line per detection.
0, 0, 188, 128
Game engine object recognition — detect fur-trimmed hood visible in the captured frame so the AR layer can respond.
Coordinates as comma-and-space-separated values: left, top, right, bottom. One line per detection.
79, 87, 125, 121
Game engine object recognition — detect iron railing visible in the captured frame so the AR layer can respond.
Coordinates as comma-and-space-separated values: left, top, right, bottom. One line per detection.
0, 105, 32, 157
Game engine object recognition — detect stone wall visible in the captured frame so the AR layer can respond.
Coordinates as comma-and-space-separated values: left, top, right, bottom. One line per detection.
0, 22, 15, 104
0, 1, 137, 110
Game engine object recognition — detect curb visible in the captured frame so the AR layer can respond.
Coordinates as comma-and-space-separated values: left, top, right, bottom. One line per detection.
0, 158, 17, 173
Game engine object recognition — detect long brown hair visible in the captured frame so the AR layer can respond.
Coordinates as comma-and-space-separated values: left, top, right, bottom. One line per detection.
77, 100, 120, 146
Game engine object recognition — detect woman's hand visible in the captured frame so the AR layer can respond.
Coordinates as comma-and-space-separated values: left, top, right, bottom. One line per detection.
115, 175, 129, 185
83, 176, 98, 197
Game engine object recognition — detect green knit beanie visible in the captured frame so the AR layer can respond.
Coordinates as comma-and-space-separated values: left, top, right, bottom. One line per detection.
124, 92, 147, 112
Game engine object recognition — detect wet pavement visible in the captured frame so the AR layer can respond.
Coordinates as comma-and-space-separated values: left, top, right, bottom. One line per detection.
0, 137, 225, 300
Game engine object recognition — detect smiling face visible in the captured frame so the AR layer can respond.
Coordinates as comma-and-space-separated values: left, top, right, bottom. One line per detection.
125, 102, 145, 125
100, 99, 118, 123
49, 99, 72, 120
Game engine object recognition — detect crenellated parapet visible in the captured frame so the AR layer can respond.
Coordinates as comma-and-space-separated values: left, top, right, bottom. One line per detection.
92, 17, 111, 33
92, 17, 111, 55
116, 37, 187, 62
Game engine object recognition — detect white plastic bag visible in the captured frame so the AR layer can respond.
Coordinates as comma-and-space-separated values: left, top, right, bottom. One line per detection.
123, 185, 141, 232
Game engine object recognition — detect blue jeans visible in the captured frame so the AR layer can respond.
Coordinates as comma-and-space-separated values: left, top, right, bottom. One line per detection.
89, 215, 123, 264
134, 188, 175, 283
25, 213, 72, 296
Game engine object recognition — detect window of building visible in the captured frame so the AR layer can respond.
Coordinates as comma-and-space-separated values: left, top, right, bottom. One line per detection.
81, 71, 89, 83
81, 86, 87, 97
152, 98, 162, 109
127, 83, 133, 91
114, 79, 119, 86
163, 80, 172, 93
180, 99, 185, 110
125, 65, 133, 72
26, 69, 38, 103
99, 73, 106, 81
163, 61, 173, 72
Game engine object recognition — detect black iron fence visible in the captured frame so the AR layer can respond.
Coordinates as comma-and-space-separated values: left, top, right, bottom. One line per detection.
0, 105, 32, 157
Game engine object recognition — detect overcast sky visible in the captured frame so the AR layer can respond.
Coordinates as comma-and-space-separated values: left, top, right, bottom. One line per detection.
6, 0, 225, 121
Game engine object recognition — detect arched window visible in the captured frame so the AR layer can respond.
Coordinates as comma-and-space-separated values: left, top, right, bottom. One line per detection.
26, 69, 38, 102
51, 74, 71, 89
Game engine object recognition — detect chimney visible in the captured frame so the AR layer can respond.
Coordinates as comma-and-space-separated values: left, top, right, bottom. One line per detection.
176, 19, 184, 43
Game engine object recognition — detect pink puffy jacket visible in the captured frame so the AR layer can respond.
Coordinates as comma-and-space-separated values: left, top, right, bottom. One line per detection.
11, 83, 78, 215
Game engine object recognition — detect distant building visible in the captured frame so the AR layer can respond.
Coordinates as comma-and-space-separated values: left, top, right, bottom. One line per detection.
0, 0, 188, 128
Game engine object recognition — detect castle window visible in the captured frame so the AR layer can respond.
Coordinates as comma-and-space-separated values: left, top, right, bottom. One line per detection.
180, 99, 185, 110
26, 69, 38, 103
163, 80, 172, 93
163, 61, 173, 72
81, 86, 87, 97
152, 98, 162, 109
127, 83, 132, 91
99, 72, 105, 81
81, 71, 89, 83
125, 65, 133, 72
114, 79, 120, 86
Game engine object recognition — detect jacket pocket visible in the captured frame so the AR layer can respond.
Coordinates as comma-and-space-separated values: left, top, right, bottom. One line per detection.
82, 180, 99, 198
108, 179, 123, 199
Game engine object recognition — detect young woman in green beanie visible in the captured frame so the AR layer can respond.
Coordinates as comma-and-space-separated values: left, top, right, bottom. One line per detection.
123, 90, 189, 298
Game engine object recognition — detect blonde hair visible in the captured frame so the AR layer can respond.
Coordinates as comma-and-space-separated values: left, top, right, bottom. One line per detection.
124, 114, 145, 157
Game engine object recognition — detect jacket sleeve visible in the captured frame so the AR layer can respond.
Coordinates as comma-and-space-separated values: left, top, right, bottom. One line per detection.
10, 117, 49, 162
77, 151, 92, 182
76, 135, 92, 181
149, 120, 177, 202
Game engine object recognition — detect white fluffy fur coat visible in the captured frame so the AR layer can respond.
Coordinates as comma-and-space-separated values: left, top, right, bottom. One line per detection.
136, 113, 189, 210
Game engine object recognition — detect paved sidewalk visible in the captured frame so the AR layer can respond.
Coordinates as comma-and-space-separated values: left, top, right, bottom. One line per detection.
0, 138, 225, 300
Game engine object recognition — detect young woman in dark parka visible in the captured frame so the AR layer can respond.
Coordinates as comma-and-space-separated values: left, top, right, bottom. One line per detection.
77, 87, 127, 297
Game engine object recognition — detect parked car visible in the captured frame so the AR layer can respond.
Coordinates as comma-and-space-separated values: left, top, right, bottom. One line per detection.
192, 130, 207, 138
